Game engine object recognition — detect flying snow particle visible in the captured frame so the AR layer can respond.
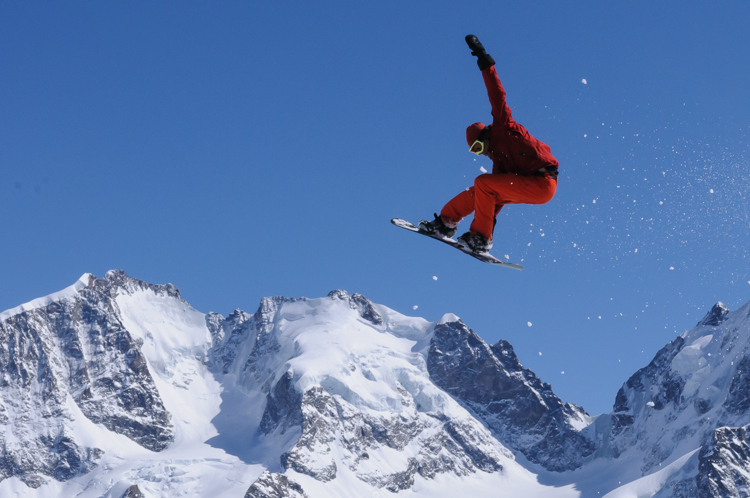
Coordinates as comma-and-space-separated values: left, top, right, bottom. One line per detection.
584, 134, 587, 138
480, 166, 488, 173
561, 371, 565, 374
592, 199, 597, 204
527, 322, 533, 327
582, 79, 587, 84
647, 401, 655, 408
670, 267, 675, 270
413, 305, 418, 310
504, 254, 510, 260
432, 276, 438, 281
709, 189, 715, 194
538, 352, 542, 356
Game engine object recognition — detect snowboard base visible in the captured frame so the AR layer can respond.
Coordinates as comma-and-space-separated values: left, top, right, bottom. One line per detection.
390, 218, 524, 270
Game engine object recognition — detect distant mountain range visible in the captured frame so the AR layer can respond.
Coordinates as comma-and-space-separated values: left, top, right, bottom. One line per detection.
1, 270, 749, 497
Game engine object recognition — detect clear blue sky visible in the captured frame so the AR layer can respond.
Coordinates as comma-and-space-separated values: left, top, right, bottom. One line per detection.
2, 1, 749, 416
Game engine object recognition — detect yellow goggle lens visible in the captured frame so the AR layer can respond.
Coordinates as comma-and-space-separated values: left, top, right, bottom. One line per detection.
469, 140, 484, 155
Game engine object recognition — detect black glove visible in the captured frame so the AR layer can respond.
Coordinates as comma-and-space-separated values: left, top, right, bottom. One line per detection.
465, 34, 495, 71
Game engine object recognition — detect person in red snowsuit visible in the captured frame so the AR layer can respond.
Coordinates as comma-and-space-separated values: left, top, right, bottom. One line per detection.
420, 35, 559, 253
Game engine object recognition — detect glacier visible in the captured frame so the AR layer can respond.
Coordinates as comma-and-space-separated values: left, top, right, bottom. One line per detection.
1, 271, 750, 497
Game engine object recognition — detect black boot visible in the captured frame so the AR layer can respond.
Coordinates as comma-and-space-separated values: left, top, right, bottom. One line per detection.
419, 214, 457, 239
457, 231, 493, 254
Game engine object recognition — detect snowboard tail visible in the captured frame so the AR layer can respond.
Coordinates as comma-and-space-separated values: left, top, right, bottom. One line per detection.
390, 218, 524, 270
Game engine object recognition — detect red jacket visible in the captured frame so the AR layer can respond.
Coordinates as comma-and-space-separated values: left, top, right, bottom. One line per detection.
483, 66, 559, 176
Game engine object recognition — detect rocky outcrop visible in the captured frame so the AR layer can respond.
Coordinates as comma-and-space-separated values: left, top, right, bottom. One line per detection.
697, 425, 750, 497
700, 302, 730, 327
427, 319, 594, 471
245, 471, 308, 498
263, 382, 505, 491
121, 484, 145, 498
610, 335, 686, 458
206, 308, 254, 374
327, 290, 383, 326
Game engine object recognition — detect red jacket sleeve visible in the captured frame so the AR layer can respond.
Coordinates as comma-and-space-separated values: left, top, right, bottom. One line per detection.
482, 65, 513, 127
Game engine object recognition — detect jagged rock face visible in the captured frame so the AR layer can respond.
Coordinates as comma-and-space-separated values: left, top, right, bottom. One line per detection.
245, 471, 308, 498
610, 336, 687, 459
327, 290, 383, 326
700, 302, 730, 327
426, 320, 594, 472
0, 271, 173, 487
263, 383, 505, 491
121, 484, 145, 498
697, 425, 750, 498
206, 308, 254, 374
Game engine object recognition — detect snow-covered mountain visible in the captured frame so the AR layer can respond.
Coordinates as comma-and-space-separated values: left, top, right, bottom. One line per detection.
1, 271, 749, 497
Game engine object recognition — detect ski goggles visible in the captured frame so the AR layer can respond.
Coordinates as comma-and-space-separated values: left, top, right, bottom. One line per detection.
469, 140, 485, 155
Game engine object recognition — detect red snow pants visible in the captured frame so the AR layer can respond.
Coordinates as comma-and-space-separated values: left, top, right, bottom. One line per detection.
440, 173, 557, 240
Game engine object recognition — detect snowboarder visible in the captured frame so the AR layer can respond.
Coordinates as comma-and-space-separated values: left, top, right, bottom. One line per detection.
420, 35, 559, 254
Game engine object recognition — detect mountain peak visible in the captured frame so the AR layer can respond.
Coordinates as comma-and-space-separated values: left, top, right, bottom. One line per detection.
326, 289, 383, 326
700, 301, 730, 327
101, 269, 182, 300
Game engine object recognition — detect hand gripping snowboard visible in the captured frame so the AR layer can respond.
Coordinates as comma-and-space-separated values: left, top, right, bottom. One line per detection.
391, 218, 524, 270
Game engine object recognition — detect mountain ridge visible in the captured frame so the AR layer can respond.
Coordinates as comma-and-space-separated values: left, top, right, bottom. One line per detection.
1, 270, 750, 497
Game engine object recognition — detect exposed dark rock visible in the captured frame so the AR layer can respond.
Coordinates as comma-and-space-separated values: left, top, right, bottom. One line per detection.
697, 425, 750, 497
261, 371, 303, 435
700, 302, 730, 327
207, 309, 254, 374
725, 356, 750, 415
327, 290, 383, 326
263, 377, 505, 488
609, 336, 686, 448
122, 484, 145, 498
245, 471, 308, 498
427, 318, 594, 472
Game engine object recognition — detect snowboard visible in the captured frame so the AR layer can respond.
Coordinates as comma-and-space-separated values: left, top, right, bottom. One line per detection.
390, 218, 524, 270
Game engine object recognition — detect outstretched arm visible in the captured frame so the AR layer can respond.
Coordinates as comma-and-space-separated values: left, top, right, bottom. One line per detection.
465, 35, 512, 126
482, 65, 513, 126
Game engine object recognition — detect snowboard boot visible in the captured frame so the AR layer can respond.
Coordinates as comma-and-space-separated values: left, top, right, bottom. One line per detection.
457, 231, 493, 254
419, 213, 457, 239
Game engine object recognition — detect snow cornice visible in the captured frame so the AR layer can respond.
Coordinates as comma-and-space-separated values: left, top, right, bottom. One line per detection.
0, 273, 94, 322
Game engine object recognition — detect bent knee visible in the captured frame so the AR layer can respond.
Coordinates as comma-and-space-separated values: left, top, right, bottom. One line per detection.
537, 182, 557, 204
